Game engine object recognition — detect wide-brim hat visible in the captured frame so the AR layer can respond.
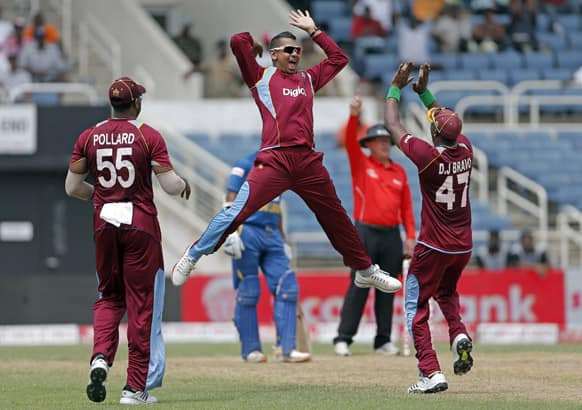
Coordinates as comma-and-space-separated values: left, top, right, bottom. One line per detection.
359, 123, 392, 147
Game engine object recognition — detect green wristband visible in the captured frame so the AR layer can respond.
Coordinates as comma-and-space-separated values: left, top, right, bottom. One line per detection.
386, 86, 401, 102
419, 89, 436, 108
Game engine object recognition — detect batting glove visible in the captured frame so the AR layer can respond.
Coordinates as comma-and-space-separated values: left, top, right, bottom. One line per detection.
223, 231, 245, 259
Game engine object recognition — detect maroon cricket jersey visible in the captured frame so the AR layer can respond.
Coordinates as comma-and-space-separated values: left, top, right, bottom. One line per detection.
230, 32, 348, 150
400, 133, 473, 253
70, 118, 173, 239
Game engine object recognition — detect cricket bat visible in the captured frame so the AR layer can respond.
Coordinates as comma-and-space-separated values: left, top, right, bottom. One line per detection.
296, 303, 312, 354
401, 258, 412, 356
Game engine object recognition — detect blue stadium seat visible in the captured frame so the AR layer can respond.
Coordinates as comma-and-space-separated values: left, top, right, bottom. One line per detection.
491, 51, 523, 70
430, 53, 460, 70
328, 17, 353, 43
460, 53, 492, 70
536, 32, 568, 51
444, 69, 477, 81
523, 52, 555, 69
509, 69, 541, 85
568, 32, 582, 49
541, 68, 572, 81
558, 14, 580, 32
478, 69, 509, 84
311, 1, 349, 23
556, 50, 582, 69
186, 132, 211, 148
364, 54, 399, 80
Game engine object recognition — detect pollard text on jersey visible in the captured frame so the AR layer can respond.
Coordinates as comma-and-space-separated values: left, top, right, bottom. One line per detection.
93, 132, 136, 146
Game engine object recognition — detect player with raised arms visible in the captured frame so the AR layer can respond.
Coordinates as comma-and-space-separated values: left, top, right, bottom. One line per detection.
172, 9, 402, 338
384, 62, 474, 394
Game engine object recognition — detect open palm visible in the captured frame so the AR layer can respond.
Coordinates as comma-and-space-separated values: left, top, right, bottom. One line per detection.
289, 9, 316, 32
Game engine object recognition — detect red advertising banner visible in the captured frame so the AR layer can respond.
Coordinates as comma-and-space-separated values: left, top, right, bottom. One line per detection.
181, 268, 565, 328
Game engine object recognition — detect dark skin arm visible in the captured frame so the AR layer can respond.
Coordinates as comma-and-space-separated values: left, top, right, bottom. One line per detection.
384, 62, 414, 149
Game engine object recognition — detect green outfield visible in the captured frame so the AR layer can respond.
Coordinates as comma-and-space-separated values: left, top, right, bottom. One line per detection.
0, 343, 581, 409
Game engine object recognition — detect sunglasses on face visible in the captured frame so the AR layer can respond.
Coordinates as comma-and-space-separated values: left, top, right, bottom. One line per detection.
269, 45, 302, 55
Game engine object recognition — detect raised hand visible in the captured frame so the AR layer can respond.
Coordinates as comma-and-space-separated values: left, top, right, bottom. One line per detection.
350, 92, 362, 116
391, 62, 415, 89
289, 9, 317, 33
252, 39, 263, 57
413, 63, 431, 94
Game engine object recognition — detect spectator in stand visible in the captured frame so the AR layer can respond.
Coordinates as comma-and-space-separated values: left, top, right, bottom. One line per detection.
23, 12, 60, 45
433, 5, 475, 53
0, 6, 13, 45
174, 17, 203, 77
474, 230, 509, 270
351, 5, 388, 78
507, 0, 539, 53
351, 6, 388, 39
353, 0, 398, 34
3, 17, 27, 59
507, 230, 549, 276
472, 8, 506, 52
18, 26, 68, 82
203, 39, 243, 98
0, 52, 32, 99
397, 15, 431, 65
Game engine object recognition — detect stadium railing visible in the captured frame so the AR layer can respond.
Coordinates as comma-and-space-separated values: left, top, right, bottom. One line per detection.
558, 205, 582, 269
78, 14, 122, 81
497, 166, 549, 246
7, 82, 100, 104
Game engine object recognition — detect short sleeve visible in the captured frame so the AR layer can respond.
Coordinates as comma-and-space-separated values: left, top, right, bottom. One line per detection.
146, 127, 173, 169
70, 128, 91, 166
399, 133, 438, 171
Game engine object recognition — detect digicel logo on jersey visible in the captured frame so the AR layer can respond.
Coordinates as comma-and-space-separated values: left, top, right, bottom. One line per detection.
283, 87, 307, 97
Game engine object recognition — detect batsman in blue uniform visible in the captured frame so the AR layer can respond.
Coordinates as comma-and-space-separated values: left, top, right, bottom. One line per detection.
223, 151, 311, 363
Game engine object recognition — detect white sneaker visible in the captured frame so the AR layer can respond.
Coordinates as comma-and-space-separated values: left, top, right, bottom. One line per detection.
272, 346, 311, 363
408, 371, 448, 394
245, 350, 267, 363
375, 342, 400, 356
334, 341, 351, 356
355, 265, 402, 293
86, 356, 108, 403
120, 389, 158, 405
171, 247, 197, 286
451, 333, 473, 375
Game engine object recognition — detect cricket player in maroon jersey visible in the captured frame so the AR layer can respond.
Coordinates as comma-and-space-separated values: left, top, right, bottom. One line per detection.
172, 10, 402, 318
384, 63, 474, 394
65, 77, 190, 405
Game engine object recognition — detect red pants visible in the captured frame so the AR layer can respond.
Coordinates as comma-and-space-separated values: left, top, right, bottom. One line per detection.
406, 244, 471, 376
93, 218, 165, 391
220, 147, 371, 270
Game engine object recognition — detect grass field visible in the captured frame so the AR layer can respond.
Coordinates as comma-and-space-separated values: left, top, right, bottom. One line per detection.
1, 342, 581, 409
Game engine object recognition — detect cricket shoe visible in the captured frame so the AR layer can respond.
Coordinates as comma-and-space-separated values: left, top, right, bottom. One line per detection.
245, 351, 267, 363
272, 346, 312, 363
171, 246, 198, 286
375, 342, 400, 356
120, 386, 158, 405
86, 355, 108, 403
408, 371, 448, 394
452, 333, 473, 375
333, 341, 351, 356
355, 264, 402, 293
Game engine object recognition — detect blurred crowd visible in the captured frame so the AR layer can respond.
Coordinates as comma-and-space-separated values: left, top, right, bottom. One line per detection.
348, 0, 580, 80
0, 9, 71, 101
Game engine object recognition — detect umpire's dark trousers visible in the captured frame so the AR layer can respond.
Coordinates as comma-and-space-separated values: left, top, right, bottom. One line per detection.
334, 222, 403, 349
